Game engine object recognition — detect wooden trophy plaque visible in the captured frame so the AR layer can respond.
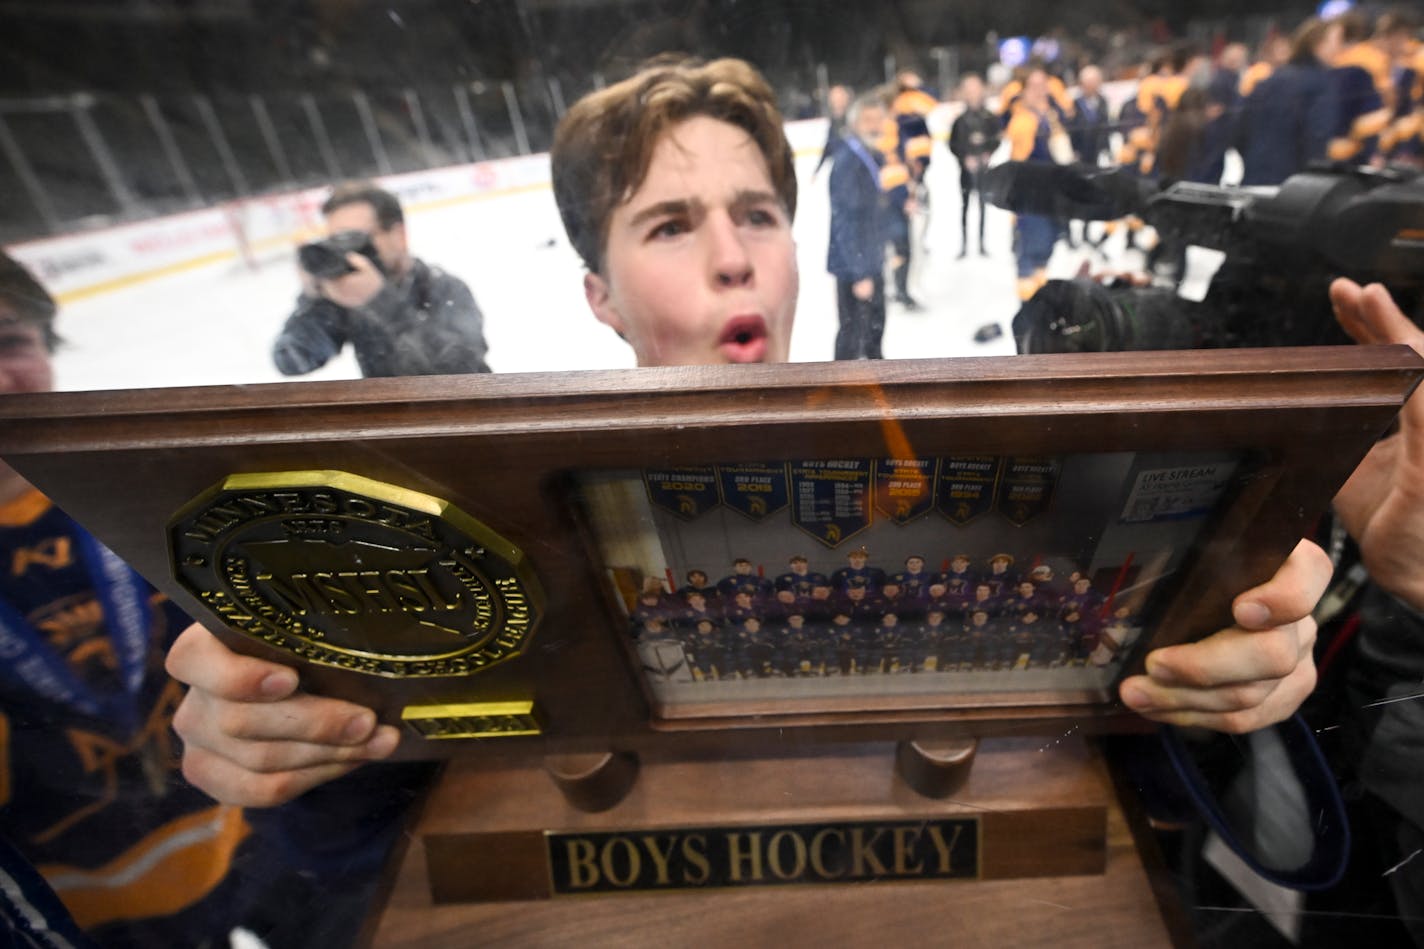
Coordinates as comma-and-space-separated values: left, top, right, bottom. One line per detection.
1, 347, 1418, 919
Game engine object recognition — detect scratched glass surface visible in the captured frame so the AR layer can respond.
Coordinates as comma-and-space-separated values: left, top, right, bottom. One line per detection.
0, 1, 1420, 946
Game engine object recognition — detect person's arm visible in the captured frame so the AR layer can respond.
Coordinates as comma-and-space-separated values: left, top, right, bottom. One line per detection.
814, 122, 841, 176
1118, 539, 1332, 733
271, 293, 347, 376
166, 623, 400, 807
948, 114, 968, 160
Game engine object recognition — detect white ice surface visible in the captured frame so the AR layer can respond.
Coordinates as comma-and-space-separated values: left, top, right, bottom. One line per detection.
50, 151, 1125, 391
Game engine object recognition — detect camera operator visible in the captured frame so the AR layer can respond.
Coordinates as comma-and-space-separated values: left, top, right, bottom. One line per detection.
272, 181, 491, 378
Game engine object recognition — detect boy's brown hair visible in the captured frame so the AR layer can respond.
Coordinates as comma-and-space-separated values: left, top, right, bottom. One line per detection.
0, 250, 59, 351
551, 57, 796, 275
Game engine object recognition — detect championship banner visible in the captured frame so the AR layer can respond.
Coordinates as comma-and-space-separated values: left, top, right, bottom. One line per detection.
936, 456, 1002, 526
717, 463, 790, 522
873, 458, 937, 526
789, 460, 873, 548
644, 467, 721, 521
998, 457, 1062, 526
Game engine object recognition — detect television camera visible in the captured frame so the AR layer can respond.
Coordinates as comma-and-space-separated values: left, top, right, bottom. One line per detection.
983, 162, 1424, 354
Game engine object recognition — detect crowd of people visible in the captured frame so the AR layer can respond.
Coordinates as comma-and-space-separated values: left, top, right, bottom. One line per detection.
632, 551, 1140, 679
820, 5, 1424, 354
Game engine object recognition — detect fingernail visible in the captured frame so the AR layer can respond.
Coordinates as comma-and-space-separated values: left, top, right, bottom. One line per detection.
366, 727, 399, 757
1145, 654, 1178, 685
342, 712, 375, 743
1119, 681, 1151, 710
259, 672, 295, 698
1236, 600, 1271, 628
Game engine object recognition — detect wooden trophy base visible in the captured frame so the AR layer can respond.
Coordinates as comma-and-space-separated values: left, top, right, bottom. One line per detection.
368, 738, 1175, 948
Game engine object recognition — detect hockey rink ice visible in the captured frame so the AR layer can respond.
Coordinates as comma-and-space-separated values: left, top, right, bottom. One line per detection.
45, 145, 1119, 392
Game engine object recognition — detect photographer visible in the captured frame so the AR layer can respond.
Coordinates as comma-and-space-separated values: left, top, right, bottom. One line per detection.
272, 182, 491, 378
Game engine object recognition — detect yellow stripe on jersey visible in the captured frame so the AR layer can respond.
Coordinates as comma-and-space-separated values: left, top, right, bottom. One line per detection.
0, 488, 52, 529
39, 804, 250, 929
1241, 61, 1273, 97
905, 135, 933, 160
1336, 42, 1394, 99
1006, 109, 1041, 162
997, 79, 1023, 116
880, 161, 911, 190
875, 117, 900, 159
893, 88, 938, 117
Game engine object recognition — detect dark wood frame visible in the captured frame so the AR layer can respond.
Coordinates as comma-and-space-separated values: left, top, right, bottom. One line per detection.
0, 347, 1418, 759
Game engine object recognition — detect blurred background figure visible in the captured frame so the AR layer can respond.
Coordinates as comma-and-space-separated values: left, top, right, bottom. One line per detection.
1237, 16, 1343, 186
1004, 67, 1069, 301
949, 73, 1000, 259
272, 181, 490, 378
814, 83, 854, 179
827, 92, 889, 359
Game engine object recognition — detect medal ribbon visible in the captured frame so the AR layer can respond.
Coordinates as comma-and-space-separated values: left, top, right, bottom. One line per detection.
0, 533, 151, 732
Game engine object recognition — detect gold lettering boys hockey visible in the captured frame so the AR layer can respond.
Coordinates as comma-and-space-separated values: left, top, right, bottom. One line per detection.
169, 471, 542, 677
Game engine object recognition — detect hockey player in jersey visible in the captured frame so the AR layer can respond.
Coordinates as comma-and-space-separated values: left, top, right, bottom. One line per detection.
272, 182, 490, 378
0, 252, 421, 947
678, 568, 720, 602
1009, 610, 1064, 669
716, 557, 772, 600
1329, 9, 1418, 167
780, 612, 818, 677
629, 583, 674, 637
1002, 579, 1045, 620
1059, 576, 1106, 625
886, 71, 936, 309
684, 619, 729, 681
774, 555, 828, 599
674, 590, 722, 630
983, 552, 1020, 596
1004, 68, 1070, 301
888, 555, 934, 618
936, 553, 978, 599
917, 608, 952, 671
832, 546, 886, 593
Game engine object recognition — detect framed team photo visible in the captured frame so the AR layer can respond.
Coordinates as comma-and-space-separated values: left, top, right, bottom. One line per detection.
577, 448, 1247, 720
0, 346, 1418, 749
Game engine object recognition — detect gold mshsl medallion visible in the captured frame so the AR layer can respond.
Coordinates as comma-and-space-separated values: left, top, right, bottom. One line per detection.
169, 471, 541, 678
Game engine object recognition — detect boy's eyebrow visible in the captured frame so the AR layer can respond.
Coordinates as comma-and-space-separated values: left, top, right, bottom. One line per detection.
627, 198, 700, 228
728, 189, 782, 213
625, 189, 783, 228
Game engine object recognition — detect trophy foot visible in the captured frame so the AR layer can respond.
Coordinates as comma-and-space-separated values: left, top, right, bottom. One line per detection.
544, 750, 640, 812
894, 738, 979, 799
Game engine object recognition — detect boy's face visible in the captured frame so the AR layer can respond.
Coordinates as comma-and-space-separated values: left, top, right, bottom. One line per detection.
585, 116, 797, 367
0, 317, 52, 397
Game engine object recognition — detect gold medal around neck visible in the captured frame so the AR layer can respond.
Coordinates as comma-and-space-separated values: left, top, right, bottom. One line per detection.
168, 471, 542, 678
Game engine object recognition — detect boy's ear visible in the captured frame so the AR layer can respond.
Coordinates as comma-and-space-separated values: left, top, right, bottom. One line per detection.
583, 271, 625, 337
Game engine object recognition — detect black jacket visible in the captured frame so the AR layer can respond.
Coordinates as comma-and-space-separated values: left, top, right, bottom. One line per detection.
273, 258, 491, 378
